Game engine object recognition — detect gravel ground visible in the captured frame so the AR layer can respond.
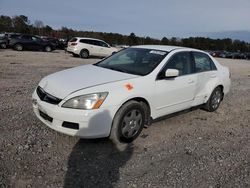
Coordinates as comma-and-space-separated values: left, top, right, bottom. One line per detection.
0, 49, 250, 188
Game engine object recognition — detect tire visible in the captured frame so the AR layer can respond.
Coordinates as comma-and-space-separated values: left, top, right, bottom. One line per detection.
80, 49, 89, 59
14, 44, 23, 51
203, 87, 223, 112
110, 101, 145, 143
44, 46, 52, 52
1, 43, 7, 49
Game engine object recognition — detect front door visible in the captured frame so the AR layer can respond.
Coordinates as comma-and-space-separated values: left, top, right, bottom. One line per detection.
154, 52, 197, 118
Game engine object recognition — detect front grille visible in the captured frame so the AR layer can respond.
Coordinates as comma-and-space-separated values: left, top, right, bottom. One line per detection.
39, 110, 53, 122
36, 86, 62, 105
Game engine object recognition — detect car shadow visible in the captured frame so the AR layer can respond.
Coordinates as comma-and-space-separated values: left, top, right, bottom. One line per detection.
64, 110, 133, 188
64, 139, 133, 188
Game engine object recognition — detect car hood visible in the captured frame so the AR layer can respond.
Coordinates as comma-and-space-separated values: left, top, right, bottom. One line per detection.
39, 64, 138, 99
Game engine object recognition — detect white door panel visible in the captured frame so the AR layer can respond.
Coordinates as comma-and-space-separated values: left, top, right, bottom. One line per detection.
193, 71, 218, 106
154, 74, 197, 118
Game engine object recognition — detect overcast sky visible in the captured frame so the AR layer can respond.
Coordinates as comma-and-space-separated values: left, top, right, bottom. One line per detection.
0, 0, 250, 38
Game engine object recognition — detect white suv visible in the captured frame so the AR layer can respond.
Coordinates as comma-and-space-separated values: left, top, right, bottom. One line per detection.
33, 45, 231, 143
67, 37, 117, 58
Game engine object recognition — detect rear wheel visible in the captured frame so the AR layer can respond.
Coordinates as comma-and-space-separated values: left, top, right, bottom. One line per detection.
14, 44, 23, 51
80, 49, 89, 58
44, 46, 52, 52
1, 43, 7, 49
204, 87, 223, 112
110, 101, 145, 143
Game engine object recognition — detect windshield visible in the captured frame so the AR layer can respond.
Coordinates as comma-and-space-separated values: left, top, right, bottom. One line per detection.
95, 48, 168, 76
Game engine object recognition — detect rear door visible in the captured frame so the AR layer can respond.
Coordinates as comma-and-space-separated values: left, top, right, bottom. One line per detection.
154, 51, 197, 117
20, 35, 34, 49
31, 36, 43, 50
192, 52, 218, 105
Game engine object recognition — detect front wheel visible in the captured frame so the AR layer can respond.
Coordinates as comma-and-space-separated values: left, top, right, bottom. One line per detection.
110, 101, 145, 143
1, 43, 7, 49
204, 87, 223, 112
80, 49, 89, 58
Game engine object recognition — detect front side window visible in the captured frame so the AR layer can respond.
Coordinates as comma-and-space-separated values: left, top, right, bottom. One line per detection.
95, 48, 168, 76
99, 41, 109, 47
32, 36, 41, 42
193, 52, 217, 72
162, 52, 193, 76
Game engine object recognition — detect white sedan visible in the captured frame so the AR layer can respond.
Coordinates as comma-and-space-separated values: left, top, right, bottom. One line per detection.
32, 45, 231, 143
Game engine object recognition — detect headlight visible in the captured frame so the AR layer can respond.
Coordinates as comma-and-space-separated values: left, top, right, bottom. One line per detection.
62, 92, 108, 110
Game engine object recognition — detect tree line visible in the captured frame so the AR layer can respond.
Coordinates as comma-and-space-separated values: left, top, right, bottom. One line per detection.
0, 15, 249, 52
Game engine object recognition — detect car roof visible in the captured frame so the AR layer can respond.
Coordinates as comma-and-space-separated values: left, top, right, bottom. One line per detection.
133, 45, 196, 52
74, 37, 103, 41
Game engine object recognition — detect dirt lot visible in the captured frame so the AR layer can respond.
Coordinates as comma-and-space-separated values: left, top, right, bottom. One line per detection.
0, 49, 250, 188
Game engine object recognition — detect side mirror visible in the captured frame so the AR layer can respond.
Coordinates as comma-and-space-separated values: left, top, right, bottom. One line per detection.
165, 69, 179, 78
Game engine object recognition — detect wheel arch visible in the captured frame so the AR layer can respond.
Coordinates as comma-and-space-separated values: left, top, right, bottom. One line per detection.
80, 48, 89, 55
109, 96, 151, 139
206, 84, 224, 103
217, 84, 224, 100
112, 97, 152, 128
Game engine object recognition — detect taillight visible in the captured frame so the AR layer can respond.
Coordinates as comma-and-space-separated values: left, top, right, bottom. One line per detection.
71, 42, 77, 46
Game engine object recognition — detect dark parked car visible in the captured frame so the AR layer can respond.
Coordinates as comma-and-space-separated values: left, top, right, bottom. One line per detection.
41, 36, 66, 50
9, 34, 56, 52
245, 53, 250, 60
0, 33, 8, 48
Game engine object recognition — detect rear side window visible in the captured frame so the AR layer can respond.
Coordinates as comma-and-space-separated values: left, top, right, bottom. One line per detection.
79, 39, 94, 45
9, 34, 20, 39
21, 35, 32, 40
91, 40, 102, 46
162, 52, 194, 76
193, 52, 217, 72
69, 38, 77, 42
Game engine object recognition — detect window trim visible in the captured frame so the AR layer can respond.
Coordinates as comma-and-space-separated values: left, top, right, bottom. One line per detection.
156, 51, 195, 80
191, 51, 217, 73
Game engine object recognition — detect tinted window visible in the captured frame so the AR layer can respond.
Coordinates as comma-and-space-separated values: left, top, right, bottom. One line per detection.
9, 34, 20, 39
91, 40, 102, 46
193, 52, 217, 72
21, 35, 32, 40
99, 41, 109, 47
32, 36, 41, 41
163, 52, 193, 76
79, 39, 95, 45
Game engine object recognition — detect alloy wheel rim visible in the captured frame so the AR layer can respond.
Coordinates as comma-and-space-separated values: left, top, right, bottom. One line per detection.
211, 90, 221, 109
82, 52, 88, 58
121, 109, 142, 138
46, 46, 51, 52
17, 45, 22, 51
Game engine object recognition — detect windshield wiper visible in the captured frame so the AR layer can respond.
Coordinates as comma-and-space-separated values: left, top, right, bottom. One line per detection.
108, 67, 128, 73
98, 65, 128, 73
